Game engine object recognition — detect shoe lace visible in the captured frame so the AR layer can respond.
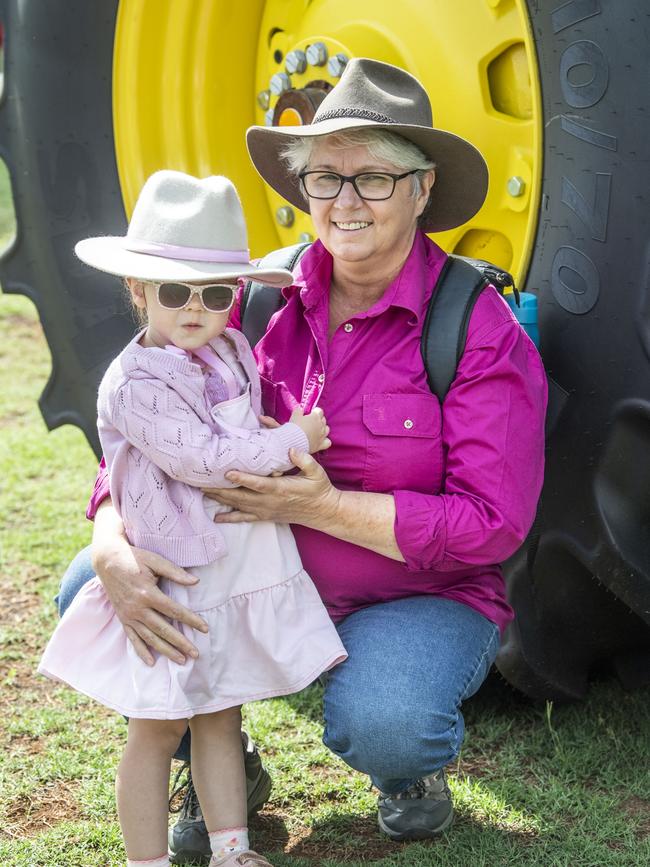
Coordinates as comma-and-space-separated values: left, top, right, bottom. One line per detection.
169, 761, 201, 818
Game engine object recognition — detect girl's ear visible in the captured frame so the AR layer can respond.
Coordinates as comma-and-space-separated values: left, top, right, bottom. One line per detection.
126, 278, 147, 309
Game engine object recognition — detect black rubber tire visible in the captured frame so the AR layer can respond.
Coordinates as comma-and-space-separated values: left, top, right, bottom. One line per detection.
1, 0, 648, 699
0, 0, 129, 455
498, 0, 650, 699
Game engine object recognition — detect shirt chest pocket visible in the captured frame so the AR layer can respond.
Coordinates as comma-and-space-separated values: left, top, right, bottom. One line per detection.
361, 393, 443, 494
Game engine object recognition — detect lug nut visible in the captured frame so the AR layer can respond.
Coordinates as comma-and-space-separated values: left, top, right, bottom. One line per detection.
276, 206, 295, 228
257, 89, 271, 110
285, 49, 307, 75
306, 42, 328, 67
298, 232, 314, 243
264, 109, 275, 127
507, 176, 526, 197
269, 72, 291, 96
327, 53, 348, 78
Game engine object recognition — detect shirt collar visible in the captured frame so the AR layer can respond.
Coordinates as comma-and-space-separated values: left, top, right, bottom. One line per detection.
284, 231, 448, 322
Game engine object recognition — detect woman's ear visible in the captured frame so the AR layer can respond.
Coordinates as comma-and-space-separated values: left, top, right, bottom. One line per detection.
416, 169, 435, 216
126, 278, 147, 310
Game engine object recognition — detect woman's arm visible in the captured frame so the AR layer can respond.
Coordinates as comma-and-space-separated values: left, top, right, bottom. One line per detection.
92, 498, 209, 665
206, 299, 547, 570
205, 450, 406, 562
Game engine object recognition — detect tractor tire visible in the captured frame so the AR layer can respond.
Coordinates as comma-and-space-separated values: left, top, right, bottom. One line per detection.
0, 0, 648, 699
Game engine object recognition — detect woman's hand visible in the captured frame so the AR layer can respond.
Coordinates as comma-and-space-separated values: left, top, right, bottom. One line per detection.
203, 449, 340, 525
92, 502, 209, 666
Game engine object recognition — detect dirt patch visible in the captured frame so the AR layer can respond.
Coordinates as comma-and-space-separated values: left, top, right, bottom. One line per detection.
2, 779, 81, 840
252, 806, 431, 863
621, 796, 650, 839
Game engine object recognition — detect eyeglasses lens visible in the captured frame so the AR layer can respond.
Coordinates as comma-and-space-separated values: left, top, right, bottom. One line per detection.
201, 284, 235, 312
158, 282, 191, 309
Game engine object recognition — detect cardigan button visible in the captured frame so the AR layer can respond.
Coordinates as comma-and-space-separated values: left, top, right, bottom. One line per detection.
404, 419, 414, 430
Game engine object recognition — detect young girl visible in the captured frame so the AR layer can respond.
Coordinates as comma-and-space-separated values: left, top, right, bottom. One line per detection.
38, 171, 347, 867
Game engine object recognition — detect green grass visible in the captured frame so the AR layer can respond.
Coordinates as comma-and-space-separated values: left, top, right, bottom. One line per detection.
0, 187, 649, 865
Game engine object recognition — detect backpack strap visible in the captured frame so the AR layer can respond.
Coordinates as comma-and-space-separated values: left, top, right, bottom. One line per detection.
421, 255, 517, 402
240, 242, 312, 347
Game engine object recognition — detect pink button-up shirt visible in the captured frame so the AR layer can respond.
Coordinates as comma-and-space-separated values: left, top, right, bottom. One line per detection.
89, 231, 546, 632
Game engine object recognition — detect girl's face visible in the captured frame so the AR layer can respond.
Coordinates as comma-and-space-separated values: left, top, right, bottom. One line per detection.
127, 278, 234, 350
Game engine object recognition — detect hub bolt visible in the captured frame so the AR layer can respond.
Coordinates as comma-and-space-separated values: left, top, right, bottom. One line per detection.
270, 72, 291, 96
276, 206, 295, 228
298, 232, 314, 243
285, 50, 307, 75
507, 176, 526, 197
327, 53, 348, 78
257, 89, 271, 110
306, 42, 328, 67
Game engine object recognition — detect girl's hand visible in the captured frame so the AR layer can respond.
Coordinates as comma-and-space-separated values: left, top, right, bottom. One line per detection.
202, 449, 340, 525
92, 535, 209, 667
289, 406, 331, 454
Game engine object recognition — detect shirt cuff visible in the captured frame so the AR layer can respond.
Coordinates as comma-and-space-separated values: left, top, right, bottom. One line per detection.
86, 457, 109, 521
393, 489, 447, 571
274, 422, 310, 457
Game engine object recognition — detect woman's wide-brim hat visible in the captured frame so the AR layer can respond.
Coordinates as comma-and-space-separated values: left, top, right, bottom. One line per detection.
75, 171, 294, 287
246, 57, 489, 233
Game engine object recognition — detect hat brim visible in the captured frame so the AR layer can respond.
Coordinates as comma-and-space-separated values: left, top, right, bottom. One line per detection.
75, 237, 294, 288
246, 118, 488, 233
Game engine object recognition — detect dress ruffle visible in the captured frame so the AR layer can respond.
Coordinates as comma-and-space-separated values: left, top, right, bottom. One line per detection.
38, 570, 347, 719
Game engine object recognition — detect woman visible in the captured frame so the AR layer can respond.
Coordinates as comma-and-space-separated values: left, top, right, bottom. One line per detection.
62, 58, 546, 854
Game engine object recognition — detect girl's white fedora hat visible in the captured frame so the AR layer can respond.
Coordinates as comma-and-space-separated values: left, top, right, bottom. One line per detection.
75, 171, 294, 288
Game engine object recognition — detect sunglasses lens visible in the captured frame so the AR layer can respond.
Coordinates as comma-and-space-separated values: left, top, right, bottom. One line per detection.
201, 284, 235, 312
158, 282, 191, 309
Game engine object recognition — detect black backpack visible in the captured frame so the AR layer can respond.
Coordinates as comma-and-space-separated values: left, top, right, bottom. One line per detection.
240, 242, 519, 403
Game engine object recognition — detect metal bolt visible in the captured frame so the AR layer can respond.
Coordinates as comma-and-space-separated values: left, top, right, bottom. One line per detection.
507, 176, 526, 197
256, 89, 271, 110
276, 206, 295, 228
306, 42, 328, 67
264, 109, 275, 127
269, 72, 291, 96
285, 49, 307, 75
327, 53, 348, 78
298, 232, 314, 243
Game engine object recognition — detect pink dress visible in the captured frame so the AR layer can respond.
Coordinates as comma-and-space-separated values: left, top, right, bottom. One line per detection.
38, 340, 347, 719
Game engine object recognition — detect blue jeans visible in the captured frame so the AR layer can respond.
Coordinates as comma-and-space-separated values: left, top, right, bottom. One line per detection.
59, 548, 499, 791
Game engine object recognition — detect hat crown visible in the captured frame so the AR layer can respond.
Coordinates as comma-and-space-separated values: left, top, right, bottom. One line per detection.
313, 57, 433, 128
127, 171, 249, 252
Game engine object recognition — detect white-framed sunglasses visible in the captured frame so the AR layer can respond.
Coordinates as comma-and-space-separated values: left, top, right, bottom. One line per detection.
153, 281, 237, 313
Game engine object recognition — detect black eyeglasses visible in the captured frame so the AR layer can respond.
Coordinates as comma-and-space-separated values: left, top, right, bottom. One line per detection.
154, 282, 237, 313
299, 169, 418, 201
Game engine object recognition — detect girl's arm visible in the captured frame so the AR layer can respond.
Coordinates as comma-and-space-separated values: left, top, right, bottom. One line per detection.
107, 375, 308, 487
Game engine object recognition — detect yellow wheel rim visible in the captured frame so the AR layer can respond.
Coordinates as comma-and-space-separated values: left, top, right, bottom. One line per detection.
114, 0, 541, 283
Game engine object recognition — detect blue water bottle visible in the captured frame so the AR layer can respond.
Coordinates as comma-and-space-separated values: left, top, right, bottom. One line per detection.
505, 291, 539, 348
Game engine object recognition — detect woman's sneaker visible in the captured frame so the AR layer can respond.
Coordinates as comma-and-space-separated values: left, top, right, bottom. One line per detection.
168, 732, 272, 865
377, 768, 454, 841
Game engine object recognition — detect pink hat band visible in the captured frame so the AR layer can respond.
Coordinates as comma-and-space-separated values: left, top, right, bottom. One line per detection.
125, 238, 251, 264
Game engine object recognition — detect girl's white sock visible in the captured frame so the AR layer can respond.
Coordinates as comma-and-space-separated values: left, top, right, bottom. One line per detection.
126, 855, 170, 867
209, 826, 250, 862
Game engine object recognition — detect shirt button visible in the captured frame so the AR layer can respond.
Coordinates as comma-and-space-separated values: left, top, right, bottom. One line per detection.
317, 373, 325, 384
343, 322, 354, 333
404, 419, 414, 430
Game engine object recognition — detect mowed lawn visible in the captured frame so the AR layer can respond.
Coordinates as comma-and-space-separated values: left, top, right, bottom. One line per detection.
0, 165, 649, 866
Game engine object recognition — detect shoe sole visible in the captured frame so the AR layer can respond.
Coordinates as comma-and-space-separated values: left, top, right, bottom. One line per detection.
377, 806, 454, 841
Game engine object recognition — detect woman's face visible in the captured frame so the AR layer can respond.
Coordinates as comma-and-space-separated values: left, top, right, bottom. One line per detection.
305, 139, 434, 268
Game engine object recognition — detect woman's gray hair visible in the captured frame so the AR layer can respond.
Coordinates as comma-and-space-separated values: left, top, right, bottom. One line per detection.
280, 128, 435, 199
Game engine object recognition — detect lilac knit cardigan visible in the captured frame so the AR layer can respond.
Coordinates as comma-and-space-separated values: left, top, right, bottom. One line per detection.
97, 328, 308, 567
